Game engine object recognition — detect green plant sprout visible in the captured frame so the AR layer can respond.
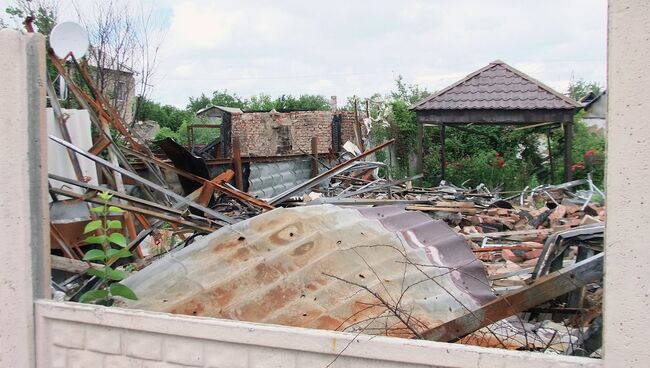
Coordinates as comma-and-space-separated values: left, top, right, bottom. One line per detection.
79, 191, 137, 304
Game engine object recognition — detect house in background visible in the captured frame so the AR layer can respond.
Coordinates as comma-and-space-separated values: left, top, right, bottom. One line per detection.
100, 66, 136, 124
581, 90, 607, 135
196, 105, 243, 123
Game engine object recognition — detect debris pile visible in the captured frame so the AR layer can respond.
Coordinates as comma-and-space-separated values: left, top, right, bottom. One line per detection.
46, 50, 604, 358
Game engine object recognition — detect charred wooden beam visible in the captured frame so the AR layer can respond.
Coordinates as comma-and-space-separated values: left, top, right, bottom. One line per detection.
232, 137, 244, 191
421, 253, 603, 342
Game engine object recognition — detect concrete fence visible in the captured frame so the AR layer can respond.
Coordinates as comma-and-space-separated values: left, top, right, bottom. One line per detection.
35, 300, 599, 368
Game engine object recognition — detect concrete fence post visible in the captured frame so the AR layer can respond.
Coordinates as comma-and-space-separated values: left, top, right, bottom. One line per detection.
605, 1, 650, 367
0, 29, 49, 368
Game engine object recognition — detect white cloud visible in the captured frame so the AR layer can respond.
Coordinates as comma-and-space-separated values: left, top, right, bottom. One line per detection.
0, 0, 607, 107
165, 1, 245, 50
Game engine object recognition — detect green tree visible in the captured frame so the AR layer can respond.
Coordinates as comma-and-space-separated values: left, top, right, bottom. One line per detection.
388, 100, 418, 176
135, 96, 191, 131
271, 94, 330, 111
568, 79, 603, 101
390, 75, 430, 104
211, 90, 246, 109
246, 93, 275, 110
187, 90, 331, 113
186, 93, 212, 113
4, 0, 59, 84
4, 0, 57, 35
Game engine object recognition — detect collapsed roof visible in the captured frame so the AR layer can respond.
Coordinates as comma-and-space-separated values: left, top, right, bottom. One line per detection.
122, 204, 495, 338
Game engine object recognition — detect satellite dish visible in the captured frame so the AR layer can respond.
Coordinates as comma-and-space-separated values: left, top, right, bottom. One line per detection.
49, 22, 89, 59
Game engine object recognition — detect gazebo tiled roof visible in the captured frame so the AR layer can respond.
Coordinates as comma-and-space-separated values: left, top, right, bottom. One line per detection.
411, 60, 581, 111
411, 60, 581, 183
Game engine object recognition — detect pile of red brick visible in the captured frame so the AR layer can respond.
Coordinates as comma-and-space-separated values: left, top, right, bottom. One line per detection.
458, 202, 605, 267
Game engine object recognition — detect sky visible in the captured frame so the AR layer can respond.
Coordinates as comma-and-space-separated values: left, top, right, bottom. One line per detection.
2, 0, 607, 108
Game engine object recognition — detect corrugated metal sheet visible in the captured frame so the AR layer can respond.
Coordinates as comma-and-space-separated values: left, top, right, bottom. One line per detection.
122, 205, 495, 337
411, 60, 581, 111
247, 159, 313, 199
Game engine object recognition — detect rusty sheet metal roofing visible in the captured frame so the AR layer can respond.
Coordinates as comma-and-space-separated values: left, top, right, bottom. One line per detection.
411, 60, 581, 111
122, 205, 495, 338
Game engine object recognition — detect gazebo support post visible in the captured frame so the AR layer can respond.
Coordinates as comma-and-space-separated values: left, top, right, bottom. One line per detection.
439, 123, 446, 181
416, 122, 424, 176
564, 121, 573, 182
547, 128, 556, 184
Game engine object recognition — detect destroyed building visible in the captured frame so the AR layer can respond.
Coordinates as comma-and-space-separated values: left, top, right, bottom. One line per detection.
41, 48, 606, 359
192, 105, 358, 158
4, 3, 650, 366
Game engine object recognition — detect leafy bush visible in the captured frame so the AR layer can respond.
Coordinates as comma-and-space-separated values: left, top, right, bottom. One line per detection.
154, 119, 220, 146
135, 96, 192, 130
444, 151, 535, 191
154, 127, 180, 142
548, 111, 606, 188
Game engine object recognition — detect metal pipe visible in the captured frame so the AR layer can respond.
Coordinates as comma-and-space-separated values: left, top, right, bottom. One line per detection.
49, 135, 235, 225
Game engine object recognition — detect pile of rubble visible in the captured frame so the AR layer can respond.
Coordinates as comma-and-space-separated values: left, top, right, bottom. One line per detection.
46, 50, 604, 358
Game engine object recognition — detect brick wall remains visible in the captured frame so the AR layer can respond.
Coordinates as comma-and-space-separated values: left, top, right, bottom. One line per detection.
231, 111, 332, 156
339, 111, 358, 146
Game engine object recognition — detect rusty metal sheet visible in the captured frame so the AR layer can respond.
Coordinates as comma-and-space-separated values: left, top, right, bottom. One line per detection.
122, 204, 495, 337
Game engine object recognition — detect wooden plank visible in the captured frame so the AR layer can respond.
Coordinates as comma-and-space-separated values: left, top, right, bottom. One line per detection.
421, 253, 603, 342
416, 122, 424, 175
88, 135, 112, 156
435, 201, 477, 208
564, 121, 573, 182
197, 170, 235, 206
123, 212, 143, 258
51, 254, 101, 273
547, 128, 556, 184
464, 228, 553, 240
310, 137, 319, 178
232, 137, 244, 191
406, 205, 478, 214
439, 123, 446, 180
50, 224, 78, 259
311, 137, 320, 191
472, 245, 543, 253
134, 213, 151, 232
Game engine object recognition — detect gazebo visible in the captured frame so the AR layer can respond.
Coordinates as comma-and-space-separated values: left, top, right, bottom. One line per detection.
410, 60, 582, 183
